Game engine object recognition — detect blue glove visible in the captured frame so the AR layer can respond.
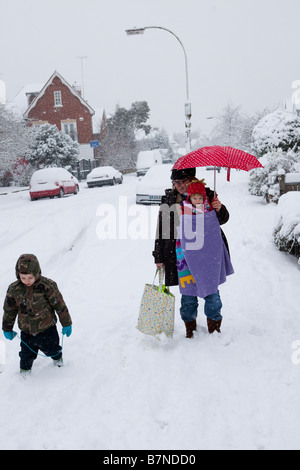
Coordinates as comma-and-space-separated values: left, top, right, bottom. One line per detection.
62, 325, 72, 337
3, 330, 17, 341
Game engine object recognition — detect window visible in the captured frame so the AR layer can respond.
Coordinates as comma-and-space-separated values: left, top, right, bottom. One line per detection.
54, 91, 62, 106
62, 121, 78, 141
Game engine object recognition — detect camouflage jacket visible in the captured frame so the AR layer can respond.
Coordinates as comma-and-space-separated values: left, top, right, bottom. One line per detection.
2, 254, 72, 335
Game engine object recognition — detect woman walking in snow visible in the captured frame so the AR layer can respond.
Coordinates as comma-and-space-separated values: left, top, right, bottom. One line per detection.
153, 168, 232, 338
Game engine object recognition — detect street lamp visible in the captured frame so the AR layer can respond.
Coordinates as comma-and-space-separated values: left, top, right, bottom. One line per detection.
125, 26, 192, 153
76, 56, 87, 99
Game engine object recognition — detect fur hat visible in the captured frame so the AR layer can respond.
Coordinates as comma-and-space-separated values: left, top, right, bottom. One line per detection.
171, 167, 196, 181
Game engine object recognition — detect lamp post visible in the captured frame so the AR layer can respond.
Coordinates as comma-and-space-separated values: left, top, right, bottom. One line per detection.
125, 26, 191, 153
76, 56, 87, 99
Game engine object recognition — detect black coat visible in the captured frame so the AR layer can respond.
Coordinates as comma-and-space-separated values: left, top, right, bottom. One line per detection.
152, 187, 230, 286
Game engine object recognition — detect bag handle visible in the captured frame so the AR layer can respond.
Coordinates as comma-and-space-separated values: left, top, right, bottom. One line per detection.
153, 267, 169, 293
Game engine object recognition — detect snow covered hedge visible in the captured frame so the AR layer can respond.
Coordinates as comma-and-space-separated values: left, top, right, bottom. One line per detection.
273, 192, 300, 261
248, 149, 300, 202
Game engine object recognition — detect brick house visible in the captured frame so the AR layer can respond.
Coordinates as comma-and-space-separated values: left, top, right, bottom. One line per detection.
22, 71, 106, 162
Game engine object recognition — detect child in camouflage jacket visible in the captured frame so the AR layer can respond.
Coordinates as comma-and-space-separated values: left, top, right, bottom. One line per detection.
2, 254, 72, 373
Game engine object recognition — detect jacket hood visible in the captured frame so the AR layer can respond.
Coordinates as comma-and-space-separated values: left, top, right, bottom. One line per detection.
15, 254, 41, 280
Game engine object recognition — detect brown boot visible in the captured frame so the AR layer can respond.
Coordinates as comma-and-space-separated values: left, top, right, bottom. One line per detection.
184, 320, 197, 338
207, 318, 222, 334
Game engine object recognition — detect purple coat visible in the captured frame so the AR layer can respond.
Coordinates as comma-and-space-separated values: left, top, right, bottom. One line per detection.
176, 211, 234, 298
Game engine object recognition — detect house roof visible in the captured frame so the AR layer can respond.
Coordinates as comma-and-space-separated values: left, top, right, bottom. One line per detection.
23, 70, 95, 118
6, 83, 44, 117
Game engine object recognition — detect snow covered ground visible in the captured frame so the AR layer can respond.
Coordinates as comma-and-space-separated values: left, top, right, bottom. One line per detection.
0, 170, 300, 450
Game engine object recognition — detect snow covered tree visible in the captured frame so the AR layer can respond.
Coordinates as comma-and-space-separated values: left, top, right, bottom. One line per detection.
137, 127, 174, 161
211, 104, 243, 148
239, 109, 271, 152
209, 104, 269, 152
128, 101, 151, 136
249, 108, 300, 202
252, 108, 300, 157
25, 123, 79, 169
99, 101, 151, 170
0, 106, 32, 185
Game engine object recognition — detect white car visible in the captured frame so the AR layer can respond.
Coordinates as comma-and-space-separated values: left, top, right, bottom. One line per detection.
86, 166, 123, 188
136, 149, 162, 177
136, 164, 173, 204
29, 167, 79, 201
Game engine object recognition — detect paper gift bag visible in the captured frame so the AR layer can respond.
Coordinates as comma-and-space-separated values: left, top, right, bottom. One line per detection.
137, 268, 175, 338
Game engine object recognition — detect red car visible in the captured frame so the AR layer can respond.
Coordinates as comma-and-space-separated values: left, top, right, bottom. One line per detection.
29, 168, 79, 200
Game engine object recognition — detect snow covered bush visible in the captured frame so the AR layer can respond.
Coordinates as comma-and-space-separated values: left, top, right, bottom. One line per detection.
25, 123, 79, 169
252, 108, 300, 157
273, 192, 300, 260
10, 158, 33, 186
248, 149, 300, 202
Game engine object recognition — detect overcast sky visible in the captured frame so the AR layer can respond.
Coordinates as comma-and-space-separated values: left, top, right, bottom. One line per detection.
1, 0, 300, 137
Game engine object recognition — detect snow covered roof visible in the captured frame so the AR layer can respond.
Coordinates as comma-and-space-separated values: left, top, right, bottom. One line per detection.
285, 173, 300, 184
23, 71, 95, 118
6, 83, 44, 117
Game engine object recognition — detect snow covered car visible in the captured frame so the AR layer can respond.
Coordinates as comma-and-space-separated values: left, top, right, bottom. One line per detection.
136, 149, 162, 177
29, 168, 79, 201
136, 164, 173, 204
86, 166, 123, 188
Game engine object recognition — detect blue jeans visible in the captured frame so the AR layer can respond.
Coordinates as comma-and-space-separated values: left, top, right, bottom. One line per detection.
180, 291, 222, 322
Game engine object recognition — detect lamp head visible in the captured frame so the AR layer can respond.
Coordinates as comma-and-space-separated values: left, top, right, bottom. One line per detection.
125, 28, 146, 35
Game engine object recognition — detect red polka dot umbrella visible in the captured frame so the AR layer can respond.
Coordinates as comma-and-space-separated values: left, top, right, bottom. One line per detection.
172, 145, 264, 194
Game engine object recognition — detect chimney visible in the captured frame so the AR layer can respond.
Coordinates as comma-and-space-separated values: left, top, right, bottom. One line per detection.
26, 92, 39, 106
72, 82, 82, 96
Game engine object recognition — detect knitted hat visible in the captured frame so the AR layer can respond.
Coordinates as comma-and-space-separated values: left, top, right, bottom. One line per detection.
186, 178, 207, 202
171, 167, 196, 180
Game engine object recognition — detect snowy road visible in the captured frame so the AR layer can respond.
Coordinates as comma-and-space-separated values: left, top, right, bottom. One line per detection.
1, 171, 300, 450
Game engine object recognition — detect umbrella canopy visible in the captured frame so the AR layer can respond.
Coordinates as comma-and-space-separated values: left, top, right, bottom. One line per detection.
173, 145, 263, 172
172, 145, 264, 194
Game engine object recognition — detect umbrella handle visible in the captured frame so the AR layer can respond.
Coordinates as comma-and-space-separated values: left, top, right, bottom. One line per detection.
214, 166, 216, 197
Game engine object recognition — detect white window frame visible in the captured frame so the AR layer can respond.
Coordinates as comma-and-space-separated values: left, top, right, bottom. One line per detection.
54, 91, 62, 107
61, 120, 78, 141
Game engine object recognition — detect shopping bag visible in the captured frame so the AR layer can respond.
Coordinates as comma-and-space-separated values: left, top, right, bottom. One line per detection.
137, 268, 175, 338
